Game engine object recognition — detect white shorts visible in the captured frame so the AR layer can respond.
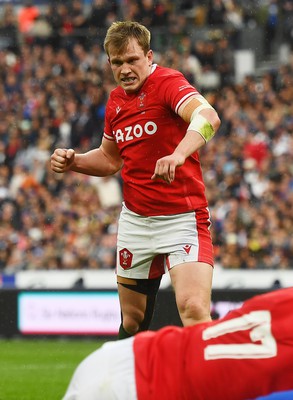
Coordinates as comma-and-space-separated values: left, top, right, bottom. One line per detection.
62, 338, 136, 400
116, 203, 213, 279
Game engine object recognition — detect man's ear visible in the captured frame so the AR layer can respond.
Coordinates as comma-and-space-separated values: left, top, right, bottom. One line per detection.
147, 49, 153, 65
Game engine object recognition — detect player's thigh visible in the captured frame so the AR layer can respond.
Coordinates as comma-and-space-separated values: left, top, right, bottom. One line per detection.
118, 282, 147, 321
170, 261, 213, 307
117, 203, 162, 278
117, 276, 162, 321
158, 207, 214, 269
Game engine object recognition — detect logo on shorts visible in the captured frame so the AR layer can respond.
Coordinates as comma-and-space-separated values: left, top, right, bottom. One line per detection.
183, 245, 192, 254
119, 248, 133, 270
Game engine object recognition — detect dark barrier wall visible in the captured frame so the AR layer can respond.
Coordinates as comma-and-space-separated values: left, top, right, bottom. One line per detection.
0, 289, 18, 337
0, 289, 270, 338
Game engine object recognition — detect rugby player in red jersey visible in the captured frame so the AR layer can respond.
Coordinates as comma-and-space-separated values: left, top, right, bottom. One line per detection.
51, 21, 221, 339
63, 288, 293, 400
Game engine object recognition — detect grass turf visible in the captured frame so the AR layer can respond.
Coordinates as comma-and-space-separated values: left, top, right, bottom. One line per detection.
0, 338, 105, 400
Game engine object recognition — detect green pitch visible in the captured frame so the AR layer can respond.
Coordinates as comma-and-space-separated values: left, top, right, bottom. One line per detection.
0, 338, 105, 400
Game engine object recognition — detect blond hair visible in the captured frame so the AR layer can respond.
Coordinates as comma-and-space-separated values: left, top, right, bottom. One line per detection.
104, 21, 151, 56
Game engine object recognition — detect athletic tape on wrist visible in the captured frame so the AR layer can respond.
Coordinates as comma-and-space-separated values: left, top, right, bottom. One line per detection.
188, 112, 215, 143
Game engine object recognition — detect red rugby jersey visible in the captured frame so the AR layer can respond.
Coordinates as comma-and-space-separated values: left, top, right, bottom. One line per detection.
134, 288, 293, 400
104, 65, 208, 216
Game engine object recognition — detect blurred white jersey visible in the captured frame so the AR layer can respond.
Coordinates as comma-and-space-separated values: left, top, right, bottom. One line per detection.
62, 338, 136, 400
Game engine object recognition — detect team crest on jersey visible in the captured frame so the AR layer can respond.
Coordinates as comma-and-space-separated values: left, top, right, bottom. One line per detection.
137, 92, 146, 109
119, 248, 133, 269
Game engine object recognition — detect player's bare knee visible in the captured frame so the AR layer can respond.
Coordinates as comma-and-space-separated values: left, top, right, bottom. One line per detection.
177, 296, 210, 325
123, 311, 145, 335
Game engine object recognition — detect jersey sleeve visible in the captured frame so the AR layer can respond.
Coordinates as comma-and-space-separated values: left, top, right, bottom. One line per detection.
103, 93, 116, 141
158, 69, 199, 114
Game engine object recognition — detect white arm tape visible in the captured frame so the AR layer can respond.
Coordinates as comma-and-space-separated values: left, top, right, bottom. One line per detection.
188, 111, 215, 143
192, 103, 215, 116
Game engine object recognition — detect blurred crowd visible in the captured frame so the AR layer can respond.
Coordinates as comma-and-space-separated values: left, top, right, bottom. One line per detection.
0, 0, 292, 272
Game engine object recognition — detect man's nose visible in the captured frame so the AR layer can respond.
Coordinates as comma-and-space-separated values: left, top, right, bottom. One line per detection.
120, 63, 131, 74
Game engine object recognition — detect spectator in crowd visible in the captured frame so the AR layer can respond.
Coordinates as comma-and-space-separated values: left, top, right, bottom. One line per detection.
0, 4, 19, 52
88, 0, 118, 31
71, 0, 88, 30
214, 36, 234, 86
17, 0, 40, 40
280, 0, 293, 48
224, 0, 244, 49
264, 0, 279, 55
207, 0, 226, 26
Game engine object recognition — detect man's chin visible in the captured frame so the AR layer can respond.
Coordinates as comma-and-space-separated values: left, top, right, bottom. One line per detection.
121, 83, 140, 94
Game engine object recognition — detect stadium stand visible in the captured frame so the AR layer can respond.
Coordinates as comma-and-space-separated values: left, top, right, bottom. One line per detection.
0, 0, 292, 275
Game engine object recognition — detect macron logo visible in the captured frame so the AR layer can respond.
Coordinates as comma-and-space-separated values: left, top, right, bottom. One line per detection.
183, 245, 191, 254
